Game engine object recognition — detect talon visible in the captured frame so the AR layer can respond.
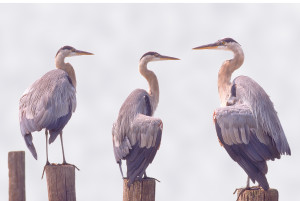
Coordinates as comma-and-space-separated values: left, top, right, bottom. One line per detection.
233, 188, 239, 194
62, 162, 80, 171
234, 186, 261, 201
235, 188, 248, 201
153, 178, 161, 183
41, 162, 51, 179
143, 176, 161, 183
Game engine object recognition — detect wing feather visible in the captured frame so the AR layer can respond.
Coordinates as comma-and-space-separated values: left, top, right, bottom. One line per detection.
233, 76, 290, 155
112, 89, 153, 161
215, 104, 280, 190
19, 69, 76, 138
125, 114, 162, 186
112, 89, 162, 186
215, 104, 255, 145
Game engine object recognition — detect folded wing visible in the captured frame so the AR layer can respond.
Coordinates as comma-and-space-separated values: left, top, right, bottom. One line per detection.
113, 113, 162, 186
214, 104, 280, 190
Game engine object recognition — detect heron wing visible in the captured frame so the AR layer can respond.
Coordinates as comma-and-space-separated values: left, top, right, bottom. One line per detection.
19, 69, 76, 142
233, 76, 290, 155
112, 89, 153, 161
126, 114, 162, 186
214, 104, 280, 190
112, 89, 162, 186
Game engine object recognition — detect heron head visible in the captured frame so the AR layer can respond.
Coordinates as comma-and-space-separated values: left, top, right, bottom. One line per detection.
55, 46, 93, 58
193, 38, 240, 51
140, 51, 180, 63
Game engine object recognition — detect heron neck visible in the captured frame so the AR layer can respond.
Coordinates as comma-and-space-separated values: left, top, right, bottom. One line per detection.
55, 56, 77, 88
218, 46, 244, 106
139, 60, 159, 112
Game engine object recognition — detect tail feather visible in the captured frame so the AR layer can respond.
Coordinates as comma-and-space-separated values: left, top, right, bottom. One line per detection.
24, 134, 37, 160
255, 172, 269, 190
49, 131, 60, 144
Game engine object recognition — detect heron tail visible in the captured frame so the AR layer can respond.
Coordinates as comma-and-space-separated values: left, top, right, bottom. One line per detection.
255, 173, 269, 191
24, 134, 37, 160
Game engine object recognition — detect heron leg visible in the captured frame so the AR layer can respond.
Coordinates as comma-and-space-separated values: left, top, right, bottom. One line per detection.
45, 129, 50, 165
59, 132, 67, 164
59, 132, 80, 171
42, 130, 50, 179
246, 176, 250, 188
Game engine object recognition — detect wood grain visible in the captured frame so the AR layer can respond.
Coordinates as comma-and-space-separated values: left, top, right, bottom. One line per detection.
8, 151, 26, 201
45, 165, 76, 201
123, 178, 156, 201
237, 188, 278, 201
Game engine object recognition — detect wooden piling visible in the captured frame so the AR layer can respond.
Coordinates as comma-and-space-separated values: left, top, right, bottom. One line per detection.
8, 151, 26, 201
236, 188, 278, 201
123, 178, 156, 201
45, 165, 76, 201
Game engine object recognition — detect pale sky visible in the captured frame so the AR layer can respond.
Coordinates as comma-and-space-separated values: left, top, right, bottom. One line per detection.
0, 4, 299, 201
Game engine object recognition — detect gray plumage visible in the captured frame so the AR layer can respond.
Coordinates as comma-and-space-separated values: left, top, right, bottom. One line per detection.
19, 46, 93, 164
112, 89, 163, 186
215, 76, 290, 190
112, 52, 179, 186
194, 38, 291, 190
19, 69, 76, 159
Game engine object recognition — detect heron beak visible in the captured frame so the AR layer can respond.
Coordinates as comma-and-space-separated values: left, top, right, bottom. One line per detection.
75, 50, 94, 56
193, 42, 221, 50
159, 55, 180, 61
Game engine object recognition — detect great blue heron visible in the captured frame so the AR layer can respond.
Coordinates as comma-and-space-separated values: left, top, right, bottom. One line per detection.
193, 38, 291, 192
112, 52, 179, 186
19, 46, 93, 169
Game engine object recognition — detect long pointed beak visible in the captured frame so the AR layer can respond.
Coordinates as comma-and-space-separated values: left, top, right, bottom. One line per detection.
193, 42, 220, 50
75, 50, 94, 55
159, 55, 180, 61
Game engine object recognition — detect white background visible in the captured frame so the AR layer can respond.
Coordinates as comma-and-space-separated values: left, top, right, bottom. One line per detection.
0, 4, 299, 201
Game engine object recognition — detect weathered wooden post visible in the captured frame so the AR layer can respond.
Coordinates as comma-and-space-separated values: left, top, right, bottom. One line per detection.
8, 151, 26, 201
45, 165, 76, 201
236, 188, 278, 201
123, 178, 156, 201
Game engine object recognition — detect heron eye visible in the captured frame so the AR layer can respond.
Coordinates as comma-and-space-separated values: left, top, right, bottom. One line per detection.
222, 41, 226, 45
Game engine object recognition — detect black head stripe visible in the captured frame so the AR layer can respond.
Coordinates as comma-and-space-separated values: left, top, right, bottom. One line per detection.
222, 38, 238, 43
221, 38, 240, 45
56, 46, 75, 57
140, 51, 159, 61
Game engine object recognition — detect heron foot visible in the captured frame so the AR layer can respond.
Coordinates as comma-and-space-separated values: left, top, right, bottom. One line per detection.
62, 162, 80, 171
41, 161, 51, 179
143, 175, 161, 183
234, 186, 262, 201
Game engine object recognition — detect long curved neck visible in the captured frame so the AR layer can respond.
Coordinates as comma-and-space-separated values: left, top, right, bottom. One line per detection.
55, 55, 77, 88
218, 46, 244, 106
139, 60, 159, 112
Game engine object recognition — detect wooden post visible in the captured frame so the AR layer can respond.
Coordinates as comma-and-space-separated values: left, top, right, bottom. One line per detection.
237, 188, 278, 201
45, 165, 76, 201
123, 178, 156, 201
8, 151, 26, 201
